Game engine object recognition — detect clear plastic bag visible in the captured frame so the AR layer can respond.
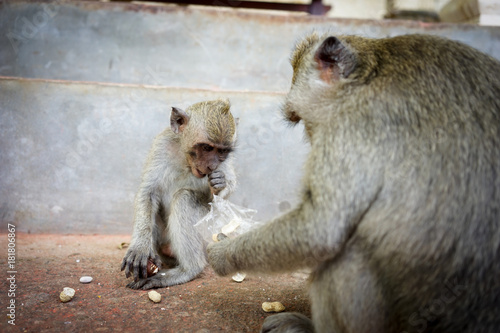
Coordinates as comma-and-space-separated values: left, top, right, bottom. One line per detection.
194, 195, 260, 243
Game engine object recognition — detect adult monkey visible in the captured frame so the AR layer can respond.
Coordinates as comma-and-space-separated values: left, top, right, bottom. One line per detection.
122, 99, 237, 290
208, 34, 500, 332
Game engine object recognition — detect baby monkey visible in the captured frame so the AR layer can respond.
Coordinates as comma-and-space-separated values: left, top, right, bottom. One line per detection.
121, 99, 237, 289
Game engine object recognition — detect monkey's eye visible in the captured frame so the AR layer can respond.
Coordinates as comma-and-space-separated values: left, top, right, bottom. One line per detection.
218, 148, 231, 155
201, 144, 214, 152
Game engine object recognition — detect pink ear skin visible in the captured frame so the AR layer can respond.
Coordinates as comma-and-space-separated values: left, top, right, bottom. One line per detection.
170, 107, 190, 134
314, 36, 356, 84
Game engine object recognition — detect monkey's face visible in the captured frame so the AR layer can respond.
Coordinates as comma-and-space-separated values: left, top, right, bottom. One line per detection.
282, 34, 319, 127
187, 142, 232, 178
282, 101, 302, 124
172, 99, 236, 178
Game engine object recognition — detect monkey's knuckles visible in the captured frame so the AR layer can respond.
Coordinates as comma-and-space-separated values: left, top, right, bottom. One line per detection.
121, 252, 136, 278
122, 248, 152, 281
126, 280, 145, 290
141, 278, 165, 290
209, 178, 226, 194
209, 170, 224, 177
208, 171, 225, 183
208, 170, 227, 194
207, 241, 235, 276
210, 183, 225, 191
126, 274, 166, 290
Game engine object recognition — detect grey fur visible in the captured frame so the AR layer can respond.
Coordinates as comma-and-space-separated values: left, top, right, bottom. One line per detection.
208, 34, 500, 332
122, 100, 237, 289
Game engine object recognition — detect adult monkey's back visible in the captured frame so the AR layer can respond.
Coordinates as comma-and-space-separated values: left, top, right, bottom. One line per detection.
207, 33, 500, 333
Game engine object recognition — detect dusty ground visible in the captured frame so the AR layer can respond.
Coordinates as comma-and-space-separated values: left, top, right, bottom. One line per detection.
0, 233, 311, 332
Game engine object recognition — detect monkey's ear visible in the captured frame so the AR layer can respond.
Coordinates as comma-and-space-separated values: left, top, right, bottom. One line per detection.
170, 107, 190, 134
314, 36, 356, 83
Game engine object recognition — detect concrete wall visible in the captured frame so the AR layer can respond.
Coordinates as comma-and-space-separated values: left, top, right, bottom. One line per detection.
1, 1, 499, 233
1, 1, 500, 93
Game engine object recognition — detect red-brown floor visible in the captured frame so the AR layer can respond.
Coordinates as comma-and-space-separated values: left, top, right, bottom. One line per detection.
1, 233, 311, 332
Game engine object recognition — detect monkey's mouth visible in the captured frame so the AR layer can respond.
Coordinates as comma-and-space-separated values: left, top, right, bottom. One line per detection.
193, 167, 206, 178
287, 111, 302, 123
281, 103, 301, 124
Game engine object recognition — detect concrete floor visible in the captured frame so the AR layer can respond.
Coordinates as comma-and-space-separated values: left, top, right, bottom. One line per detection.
0, 233, 311, 332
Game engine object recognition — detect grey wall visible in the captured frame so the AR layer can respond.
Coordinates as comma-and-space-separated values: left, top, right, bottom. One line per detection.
1, 1, 500, 92
1, 1, 499, 233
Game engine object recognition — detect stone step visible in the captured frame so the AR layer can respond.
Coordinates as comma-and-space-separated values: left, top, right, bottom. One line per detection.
1, 1, 499, 92
0, 77, 309, 233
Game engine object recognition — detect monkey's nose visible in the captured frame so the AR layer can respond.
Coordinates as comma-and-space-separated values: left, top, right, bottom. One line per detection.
207, 163, 218, 172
